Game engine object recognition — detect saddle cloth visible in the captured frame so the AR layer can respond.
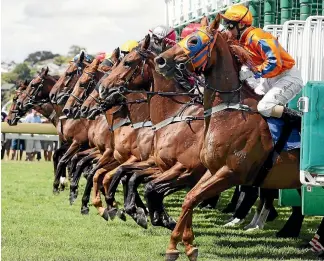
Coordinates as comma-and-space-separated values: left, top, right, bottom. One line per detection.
266, 118, 300, 151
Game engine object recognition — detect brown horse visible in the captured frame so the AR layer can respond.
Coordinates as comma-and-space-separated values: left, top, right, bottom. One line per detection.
155, 15, 300, 260
49, 51, 91, 105
63, 58, 105, 118
99, 36, 213, 230
7, 80, 30, 126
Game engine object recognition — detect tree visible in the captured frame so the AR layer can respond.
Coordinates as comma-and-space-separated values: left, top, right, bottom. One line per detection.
24, 51, 59, 64
1, 63, 32, 84
53, 56, 70, 66
67, 45, 87, 57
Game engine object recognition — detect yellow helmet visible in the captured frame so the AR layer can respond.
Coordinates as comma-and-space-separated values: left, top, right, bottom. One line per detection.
120, 40, 139, 53
220, 5, 253, 26
105, 53, 112, 59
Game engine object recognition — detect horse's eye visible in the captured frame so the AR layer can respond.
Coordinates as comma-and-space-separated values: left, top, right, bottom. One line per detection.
124, 61, 131, 67
188, 37, 198, 46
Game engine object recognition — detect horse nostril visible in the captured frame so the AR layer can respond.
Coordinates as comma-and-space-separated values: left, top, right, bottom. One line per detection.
63, 108, 70, 116
155, 56, 166, 68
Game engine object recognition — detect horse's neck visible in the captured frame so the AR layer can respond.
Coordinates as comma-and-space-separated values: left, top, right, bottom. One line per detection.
204, 37, 241, 109
127, 93, 150, 123
149, 61, 192, 124
34, 103, 59, 127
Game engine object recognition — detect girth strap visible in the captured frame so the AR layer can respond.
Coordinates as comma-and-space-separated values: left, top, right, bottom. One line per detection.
151, 115, 204, 131
204, 103, 251, 118
110, 117, 131, 131
132, 121, 153, 129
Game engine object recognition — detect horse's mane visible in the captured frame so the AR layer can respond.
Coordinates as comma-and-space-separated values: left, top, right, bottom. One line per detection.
219, 31, 261, 101
219, 31, 257, 73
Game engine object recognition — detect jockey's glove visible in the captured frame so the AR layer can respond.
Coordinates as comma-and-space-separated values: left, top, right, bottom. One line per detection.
239, 70, 255, 81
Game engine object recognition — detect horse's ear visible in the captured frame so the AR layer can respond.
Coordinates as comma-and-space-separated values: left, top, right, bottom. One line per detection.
208, 13, 221, 32
111, 47, 120, 63
79, 51, 85, 62
93, 58, 100, 68
44, 67, 49, 76
24, 79, 28, 86
141, 34, 150, 50
200, 16, 209, 27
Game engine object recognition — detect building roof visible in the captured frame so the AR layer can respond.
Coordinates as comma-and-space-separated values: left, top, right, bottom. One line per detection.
1, 83, 15, 91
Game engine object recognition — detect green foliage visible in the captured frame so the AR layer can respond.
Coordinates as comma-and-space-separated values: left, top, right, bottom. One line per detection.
24, 51, 59, 64
2, 161, 322, 261
53, 55, 70, 66
67, 45, 87, 57
1, 72, 18, 84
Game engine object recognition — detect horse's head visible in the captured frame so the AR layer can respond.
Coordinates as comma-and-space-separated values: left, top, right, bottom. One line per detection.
18, 67, 56, 109
7, 79, 29, 125
99, 35, 152, 110
63, 58, 103, 118
155, 15, 221, 78
49, 51, 90, 105
80, 48, 121, 119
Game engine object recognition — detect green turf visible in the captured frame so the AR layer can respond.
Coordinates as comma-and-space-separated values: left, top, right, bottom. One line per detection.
1, 161, 322, 261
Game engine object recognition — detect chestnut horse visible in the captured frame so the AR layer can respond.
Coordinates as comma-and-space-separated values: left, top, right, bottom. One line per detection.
155, 15, 300, 260
99, 36, 215, 230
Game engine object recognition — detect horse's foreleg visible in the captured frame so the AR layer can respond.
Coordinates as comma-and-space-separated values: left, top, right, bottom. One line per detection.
53, 142, 81, 194
166, 166, 237, 261
69, 150, 101, 205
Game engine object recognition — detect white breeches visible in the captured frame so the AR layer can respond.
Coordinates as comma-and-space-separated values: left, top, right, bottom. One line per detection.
250, 66, 304, 117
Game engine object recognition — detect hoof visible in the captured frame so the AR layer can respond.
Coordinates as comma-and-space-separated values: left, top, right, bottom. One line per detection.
69, 193, 77, 205
166, 217, 177, 231
102, 209, 109, 221
224, 218, 244, 227
107, 208, 118, 220
53, 188, 60, 195
165, 250, 180, 261
117, 209, 127, 222
187, 247, 198, 261
81, 206, 89, 215
136, 208, 148, 229
276, 230, 300, 238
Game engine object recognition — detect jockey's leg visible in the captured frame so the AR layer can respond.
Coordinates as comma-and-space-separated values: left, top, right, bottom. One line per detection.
257, 67, 303, 127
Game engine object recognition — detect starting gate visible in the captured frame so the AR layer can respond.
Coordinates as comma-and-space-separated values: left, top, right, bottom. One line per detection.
265, 16, 324, 216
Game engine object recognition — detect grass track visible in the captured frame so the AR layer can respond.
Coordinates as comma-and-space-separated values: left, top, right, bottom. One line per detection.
1, 161, 322, 260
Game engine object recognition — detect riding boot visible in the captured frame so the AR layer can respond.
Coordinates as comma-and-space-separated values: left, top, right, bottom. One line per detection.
280, 107, 302, 131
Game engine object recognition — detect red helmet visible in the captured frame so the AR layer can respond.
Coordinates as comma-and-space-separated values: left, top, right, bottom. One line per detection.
150, 25, 176, 46
96, 52, 106, 62
181, 23, 201, 39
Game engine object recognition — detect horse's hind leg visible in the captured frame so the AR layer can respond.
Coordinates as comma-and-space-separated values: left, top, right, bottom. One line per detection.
245, 188, 278, 231
276, 188, 304, 238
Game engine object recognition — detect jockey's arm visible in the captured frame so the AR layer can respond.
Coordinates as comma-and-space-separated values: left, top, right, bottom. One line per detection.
254, 38, 282, 79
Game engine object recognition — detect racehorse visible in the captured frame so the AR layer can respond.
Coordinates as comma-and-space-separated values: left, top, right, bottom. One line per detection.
154, 15, 301, 260
99, 36, 216, 230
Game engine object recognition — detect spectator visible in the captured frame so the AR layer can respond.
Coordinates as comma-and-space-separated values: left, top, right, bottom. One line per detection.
1, 111, 12, 160
10, 138, 25, 160
25, 109, 42, 161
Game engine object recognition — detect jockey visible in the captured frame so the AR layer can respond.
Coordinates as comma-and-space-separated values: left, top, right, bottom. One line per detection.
220, 4, 303, 125
72, 50, 93, 63
120, 40, 139, 57
96, 52, 106, 63
99, 53, 115, 71
149, 25, 176, 53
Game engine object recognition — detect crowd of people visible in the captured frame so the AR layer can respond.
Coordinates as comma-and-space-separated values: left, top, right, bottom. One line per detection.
1, 109, 57, 162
